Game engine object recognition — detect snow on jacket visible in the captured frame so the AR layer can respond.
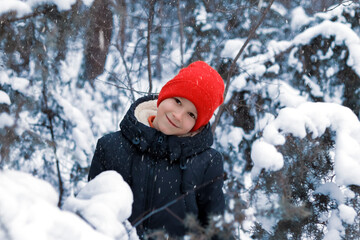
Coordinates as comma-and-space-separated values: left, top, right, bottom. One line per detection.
88, 95, 225, 237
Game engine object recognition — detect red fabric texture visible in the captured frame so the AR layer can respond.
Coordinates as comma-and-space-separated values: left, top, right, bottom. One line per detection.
157, 61, 224, 131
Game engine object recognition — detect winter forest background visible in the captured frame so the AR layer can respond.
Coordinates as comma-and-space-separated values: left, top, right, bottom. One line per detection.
1, 0, 360, 239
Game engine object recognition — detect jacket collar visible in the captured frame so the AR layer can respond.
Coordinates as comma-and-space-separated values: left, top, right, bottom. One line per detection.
120, 95, 214, 164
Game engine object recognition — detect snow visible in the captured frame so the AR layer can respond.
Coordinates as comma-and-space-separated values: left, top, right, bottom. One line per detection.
266, 63, 280, 74
290, 7, 312, 31
322, 203, 357, 240
221, 39, 246, 59
323, 229, 341, 240
292, 20, 360, 76
0, 0, 32, 17
270, 2, 287, 17
0, 170, 110, 240
324, 211, 343, 240
250, 140, 283, 177
267, 80, 307, 108
0, 170, 138, 240
0, 90, 11, 105
338, 204, 357, 224
81, 0, 94, 7
63, 171, 138, 240
195, 4, 210, 31
252, 191, 280, 233
251, 101, 360, 237
253, 102, 360, 186
53, 93, 95, 167
314, 182, 344, 204
303, 75, 323, 97
0, 0, 94, 18
11, 77, 30, 94
216, 125, 244, 149
227, 74, 247, 93
314, 4, 348, 22
0, 112, 14, 128
0, 71, 10, 85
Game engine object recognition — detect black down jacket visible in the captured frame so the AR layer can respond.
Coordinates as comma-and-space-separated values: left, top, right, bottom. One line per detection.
88, 95, 225, 237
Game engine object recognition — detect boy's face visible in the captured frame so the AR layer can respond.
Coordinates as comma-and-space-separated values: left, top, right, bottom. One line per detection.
153, 97, 197, 136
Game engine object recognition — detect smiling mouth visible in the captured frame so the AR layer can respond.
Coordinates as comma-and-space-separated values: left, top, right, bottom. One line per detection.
166, 115, 178, 128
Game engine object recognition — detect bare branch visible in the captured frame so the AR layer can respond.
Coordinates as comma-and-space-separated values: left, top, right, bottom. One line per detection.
94, 78, 151, 95
41, 74, 64, 207
318, 0, 356, 13
115, 38, 136, 102
0, 5, 61, 23
211, 0, 275, 134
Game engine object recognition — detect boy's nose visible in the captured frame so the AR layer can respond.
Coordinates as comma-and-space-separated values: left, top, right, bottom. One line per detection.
173, 110, 184, 121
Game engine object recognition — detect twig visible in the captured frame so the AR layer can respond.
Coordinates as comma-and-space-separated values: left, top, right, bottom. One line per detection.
41, 76, 64, 207
116, 43, 136, 102
94, 78, 153, 95
323, 0, 356, 12
166, 207, 184, 223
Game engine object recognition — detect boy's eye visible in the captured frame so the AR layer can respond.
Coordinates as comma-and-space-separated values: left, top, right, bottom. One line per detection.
174, 98, 181, 105
188, 112, 196, 120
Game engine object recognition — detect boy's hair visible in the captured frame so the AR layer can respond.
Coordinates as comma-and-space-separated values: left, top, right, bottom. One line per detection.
157, 61, 224, 131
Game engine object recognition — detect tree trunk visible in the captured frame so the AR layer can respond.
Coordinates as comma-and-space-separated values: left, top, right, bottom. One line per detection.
84, 0, 113, 86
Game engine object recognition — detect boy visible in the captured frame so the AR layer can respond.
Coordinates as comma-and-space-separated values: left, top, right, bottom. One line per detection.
88, 61, 225, 238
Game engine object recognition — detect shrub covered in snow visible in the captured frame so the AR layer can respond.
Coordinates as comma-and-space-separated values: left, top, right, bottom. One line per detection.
0, 170, 138, 240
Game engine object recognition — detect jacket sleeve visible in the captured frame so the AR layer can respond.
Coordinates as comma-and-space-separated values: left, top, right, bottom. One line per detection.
196, 150, 225, 226
88, 138, 107, 181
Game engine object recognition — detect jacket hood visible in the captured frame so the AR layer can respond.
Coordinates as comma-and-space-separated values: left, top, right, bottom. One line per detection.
119, 95, 214, 166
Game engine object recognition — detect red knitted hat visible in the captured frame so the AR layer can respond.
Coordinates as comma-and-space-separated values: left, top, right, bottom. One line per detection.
157, 61, 224, 131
